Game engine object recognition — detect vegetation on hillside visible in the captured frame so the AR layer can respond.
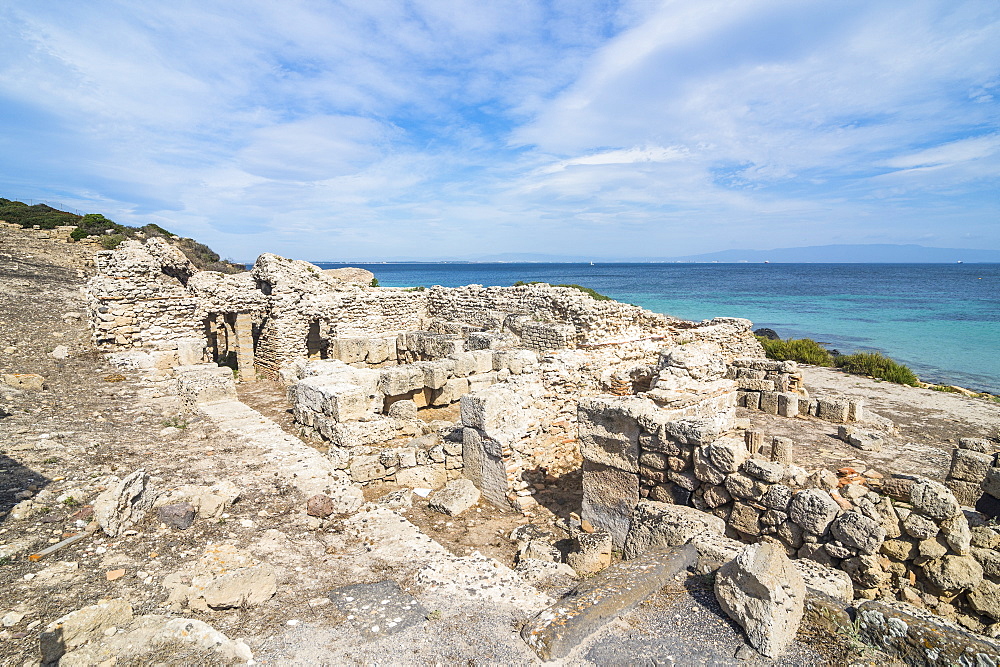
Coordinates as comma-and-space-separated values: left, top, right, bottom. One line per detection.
0, 197, 243, 274
756, 335, 920, 386
513, 280, 612, 301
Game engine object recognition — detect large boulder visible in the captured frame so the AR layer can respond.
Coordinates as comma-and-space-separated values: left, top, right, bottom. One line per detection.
715, 542, 805, 658
830, 511, 886, 555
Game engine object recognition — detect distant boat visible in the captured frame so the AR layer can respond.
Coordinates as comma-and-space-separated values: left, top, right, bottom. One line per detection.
590, 261, 594, 266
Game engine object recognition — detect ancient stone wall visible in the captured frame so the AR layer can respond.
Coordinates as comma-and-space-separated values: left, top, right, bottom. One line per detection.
578, 392, 1000, 631
425, 283, 679, 346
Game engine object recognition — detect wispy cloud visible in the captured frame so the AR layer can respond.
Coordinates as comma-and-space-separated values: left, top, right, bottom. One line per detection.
0, 0, 997, 260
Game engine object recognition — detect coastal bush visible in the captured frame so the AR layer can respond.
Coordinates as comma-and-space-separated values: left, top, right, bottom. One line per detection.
100, 234, 125, 250
833, 351, 919, 386
370, 277, 379, 287
756, 336, 833, 366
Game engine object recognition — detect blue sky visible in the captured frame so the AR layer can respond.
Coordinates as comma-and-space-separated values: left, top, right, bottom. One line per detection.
1, 0, 998, 261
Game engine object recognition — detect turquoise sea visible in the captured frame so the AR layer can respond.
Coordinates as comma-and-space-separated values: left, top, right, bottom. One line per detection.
314, 262, 1000, 395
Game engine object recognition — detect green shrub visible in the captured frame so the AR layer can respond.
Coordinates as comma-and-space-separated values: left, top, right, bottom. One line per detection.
833, 351, 919, 386
370, 277, 380, 287
70, 227, 90, 241
756, 336, 834, 366
100, 233, 125, 250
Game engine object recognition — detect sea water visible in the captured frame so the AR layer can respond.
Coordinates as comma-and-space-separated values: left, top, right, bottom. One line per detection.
314, 262, 1000, 394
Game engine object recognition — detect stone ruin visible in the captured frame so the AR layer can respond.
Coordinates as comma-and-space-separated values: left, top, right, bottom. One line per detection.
83, 237, 1000, 659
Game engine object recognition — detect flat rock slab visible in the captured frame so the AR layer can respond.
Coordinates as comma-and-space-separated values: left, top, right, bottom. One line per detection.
521, 545, 697, 661
327, 580, 427, 640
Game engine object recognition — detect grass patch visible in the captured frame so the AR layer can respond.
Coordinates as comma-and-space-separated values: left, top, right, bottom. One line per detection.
756, 336, 834, 366
833, 351, 919, 386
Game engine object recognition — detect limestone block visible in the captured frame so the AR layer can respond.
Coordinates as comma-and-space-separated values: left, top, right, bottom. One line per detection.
728, 503, 762, 537
792, 558, 854, 601
705, 437, 748, 473
316, 382, 373, 422
816, 399, 849, 423
378, 365, 424, 396
417, 361, 451, 390
577, 397, 643, 473
449, 351, 477, 376
961, 437, 996, 453
366, 337, 392, 364
470, 349, 494, 373
622, 500, 725, 560
432, 377, 469, 405
334, 338, 369, 364
467, 371, 498, 392
946, 479, 984, 507
950, 448, 994, 483
350, 455, 387, 483
176, 338, 206, 365
737, 378, 775, 391
428, 478, 481, 516
777, 393, 799, 418
759, 391, 779, 414
395, 464, 446, 489
714, 542, 805, 658
581, 460, 640, 548
460, 387, 526, 445
741, 459, 785, 483
329, 419, 398, 448
462, 427, 510, 508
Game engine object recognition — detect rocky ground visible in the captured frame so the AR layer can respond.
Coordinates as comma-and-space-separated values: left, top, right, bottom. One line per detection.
7, 224, 994, 664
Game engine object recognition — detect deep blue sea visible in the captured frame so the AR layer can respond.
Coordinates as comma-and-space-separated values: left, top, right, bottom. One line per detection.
314, 262, 1000, 394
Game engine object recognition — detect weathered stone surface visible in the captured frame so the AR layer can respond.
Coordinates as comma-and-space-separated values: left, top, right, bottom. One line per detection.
706, 438, 748, 474
462, 427, 510, 508
762, 484, 792, 511
39, 599, 134, 664
428, 478, 481, 516
728, 503, 762, 537
623, 500, 726, 560
950, 448, 994, 483
93, 470, 157, 537
841, 554, 890, 590
581, 460, 639, 548
577, 396, 643, 473
521, 546, 696, 661
940, 513, 972, 555
910, 478, 961, 521
715, 542, 805, 658
460, 388, 526, 445
157, 502, 195, 529
968, 579, 1000, 619
1, 373, 44, 390
881, 538, 918, 562
164, 544, 277, 610
788, 489, 840, 535
856, 599, 1000, 666
566, 530, 613, 576
328, 580, 427, 639
830, 511, 886, 555
921, 555, 983, 592
741, 458, 784, 483
792, 558, 853, 601
902, 512, 939, 540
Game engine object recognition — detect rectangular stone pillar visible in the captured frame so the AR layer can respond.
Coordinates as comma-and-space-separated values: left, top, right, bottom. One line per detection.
234, 313, 256, 381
